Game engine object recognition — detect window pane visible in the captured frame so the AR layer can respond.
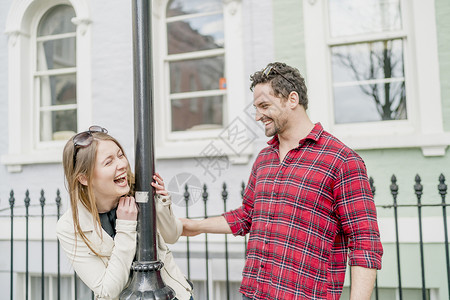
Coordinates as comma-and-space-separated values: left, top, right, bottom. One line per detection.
52, 276, 73, 300
171, 96, 223, 131
76, 275, 92, 300
30, 276, 50, 300
169, 56, 224, 93
38, 5, 76, 36
333, 81, 406, 123
331, 40, 404, 83
167, 14, 224, 54
40, 109, 77, 141
40, 74, 76, 106
167, 0, 222, 18
328, 0, 402, 37
331, 39, 406, 123
37, 37, 76, 70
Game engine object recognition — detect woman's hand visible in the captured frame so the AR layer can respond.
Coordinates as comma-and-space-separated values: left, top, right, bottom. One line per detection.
116, 196, 138, 221
151, 172, 168, 196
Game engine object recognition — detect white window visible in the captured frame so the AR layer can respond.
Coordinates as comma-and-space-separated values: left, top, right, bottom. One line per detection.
15, 274, 91, 300
166, 0, 225, 134
303, 0, 450, 156
153, 0, 250, 160
328, 0, 406, 124
2, 0, 92, 172
36, 5, 77, 144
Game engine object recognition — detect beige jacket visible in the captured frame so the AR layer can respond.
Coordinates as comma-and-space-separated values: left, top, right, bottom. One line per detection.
56, 194, 193, 300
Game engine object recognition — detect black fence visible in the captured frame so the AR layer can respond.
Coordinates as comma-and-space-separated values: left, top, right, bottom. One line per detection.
1, 174, 449, 300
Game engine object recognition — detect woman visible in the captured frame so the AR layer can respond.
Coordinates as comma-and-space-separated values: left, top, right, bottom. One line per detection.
56, 126, 193, 300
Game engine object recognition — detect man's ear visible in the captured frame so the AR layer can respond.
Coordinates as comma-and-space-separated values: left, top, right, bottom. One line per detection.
78, 174, 88, 186
288, 91, 299, 109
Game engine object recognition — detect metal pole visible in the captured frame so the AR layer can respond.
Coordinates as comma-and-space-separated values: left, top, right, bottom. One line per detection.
25, 191, 30, 300
202, 184, 210, 299
9, 190, 15, 300
56, 190, 61, 300
40, 190, 45, 300
119, 0, 174, 298
414, 175, 427, 300
369, 177, 379, 300
184, 184, 191, 280
438, 174, 450, 300
390, 175, 402, 300
222, 183, 230, 300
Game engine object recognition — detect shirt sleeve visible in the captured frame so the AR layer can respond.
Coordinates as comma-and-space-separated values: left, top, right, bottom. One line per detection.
56, 217, 137, 299
333, 151, 383, 270
223, 159, 257, 236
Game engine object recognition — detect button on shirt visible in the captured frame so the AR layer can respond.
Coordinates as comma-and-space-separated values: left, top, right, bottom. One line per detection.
223, 123, 383, 300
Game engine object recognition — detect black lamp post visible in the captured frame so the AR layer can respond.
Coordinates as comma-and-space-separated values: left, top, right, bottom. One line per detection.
119, 0, 175, 299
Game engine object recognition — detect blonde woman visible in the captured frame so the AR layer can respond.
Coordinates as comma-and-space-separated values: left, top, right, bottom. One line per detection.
56, 126, 193, 300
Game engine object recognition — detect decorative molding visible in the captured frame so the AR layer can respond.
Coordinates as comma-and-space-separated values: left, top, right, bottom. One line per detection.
71, 17, 92, 35
4, 30, 29, 46
421, 145, 447, 157
223, 0, 240, 15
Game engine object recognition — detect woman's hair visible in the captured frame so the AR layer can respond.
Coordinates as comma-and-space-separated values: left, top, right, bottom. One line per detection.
62, 131, 134, 256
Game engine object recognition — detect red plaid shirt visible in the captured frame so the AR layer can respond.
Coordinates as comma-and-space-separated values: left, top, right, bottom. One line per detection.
223, 123, 383, 300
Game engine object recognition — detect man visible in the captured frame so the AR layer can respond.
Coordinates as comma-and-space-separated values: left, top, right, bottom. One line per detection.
182, 62, 383, 300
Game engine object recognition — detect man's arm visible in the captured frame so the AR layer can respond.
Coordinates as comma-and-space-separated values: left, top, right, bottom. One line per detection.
350, 266, 377, 300
180, 216, 232, 236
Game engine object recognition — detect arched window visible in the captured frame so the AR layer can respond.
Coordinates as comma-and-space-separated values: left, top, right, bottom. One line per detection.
3, 0, 91, 172
36, 5, 77, 142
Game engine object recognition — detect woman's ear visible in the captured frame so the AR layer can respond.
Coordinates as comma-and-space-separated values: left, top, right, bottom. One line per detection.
78, 174, 88, 186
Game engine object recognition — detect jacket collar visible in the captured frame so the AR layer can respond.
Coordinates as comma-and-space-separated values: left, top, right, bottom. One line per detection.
77, 201, 97, 232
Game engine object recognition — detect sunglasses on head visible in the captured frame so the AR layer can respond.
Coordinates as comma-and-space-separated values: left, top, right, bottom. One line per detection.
262, 65, 296, 89
72, 125, 108, 168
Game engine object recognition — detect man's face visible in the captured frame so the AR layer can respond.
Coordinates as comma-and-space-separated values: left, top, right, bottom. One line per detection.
253, 83, 289, 137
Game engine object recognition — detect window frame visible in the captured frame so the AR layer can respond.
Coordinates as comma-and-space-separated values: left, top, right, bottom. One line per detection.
15, 273, 91, 300
153, 0, 251, 161
165, 5, 227, 137
33, 5, 78, 149
303, 0, 450, 156
2, 0, 92, 172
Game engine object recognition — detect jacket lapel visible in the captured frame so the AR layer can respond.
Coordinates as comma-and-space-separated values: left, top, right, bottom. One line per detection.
77, 202, 114, 257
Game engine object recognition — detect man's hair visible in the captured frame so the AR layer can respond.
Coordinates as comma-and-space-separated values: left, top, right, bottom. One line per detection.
250, 62, 308, 109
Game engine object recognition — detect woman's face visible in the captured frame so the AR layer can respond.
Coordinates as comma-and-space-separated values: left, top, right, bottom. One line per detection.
91, 140, 130, 212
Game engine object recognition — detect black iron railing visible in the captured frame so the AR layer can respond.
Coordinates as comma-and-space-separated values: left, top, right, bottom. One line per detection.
1, 174, 449, 300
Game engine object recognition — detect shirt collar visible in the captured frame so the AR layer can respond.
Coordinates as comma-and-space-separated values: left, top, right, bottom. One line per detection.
267, 122, 323, 148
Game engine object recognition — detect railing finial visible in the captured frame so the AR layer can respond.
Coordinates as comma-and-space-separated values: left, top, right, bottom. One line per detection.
9, 190, 15, 208
438, 174, 447, 197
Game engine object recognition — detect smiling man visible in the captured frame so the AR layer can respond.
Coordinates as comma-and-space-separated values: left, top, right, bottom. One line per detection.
182, 62, 383, 300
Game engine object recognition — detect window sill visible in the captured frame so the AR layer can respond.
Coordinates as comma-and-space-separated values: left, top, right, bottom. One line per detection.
338, 132, 450, 156
1, 149, 63, 173
156, 138, 254, 164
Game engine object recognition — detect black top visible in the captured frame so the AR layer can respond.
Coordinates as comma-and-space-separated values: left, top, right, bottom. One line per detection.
99, 208, 116, 238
